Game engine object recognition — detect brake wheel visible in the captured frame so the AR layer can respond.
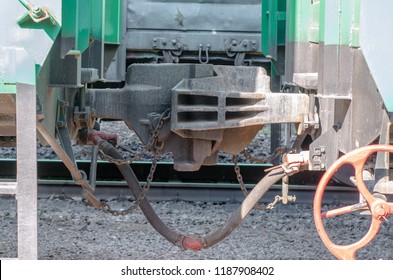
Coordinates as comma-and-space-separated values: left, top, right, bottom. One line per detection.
313, 145, 393, 259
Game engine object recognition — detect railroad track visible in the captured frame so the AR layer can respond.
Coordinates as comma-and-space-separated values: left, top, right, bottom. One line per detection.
0, 159, 359, 204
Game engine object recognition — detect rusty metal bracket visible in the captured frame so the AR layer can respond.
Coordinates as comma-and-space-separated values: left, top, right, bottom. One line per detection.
17, 0, 56, 25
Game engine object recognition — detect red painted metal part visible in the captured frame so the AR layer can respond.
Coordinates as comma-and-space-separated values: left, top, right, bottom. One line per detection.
88, 130, 118, 146
313, 145, 393, 260
181, 237, 204, 251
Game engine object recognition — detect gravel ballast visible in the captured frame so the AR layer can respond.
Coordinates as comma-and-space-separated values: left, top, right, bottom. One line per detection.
0, 196, 392, 260
0, 121, 392, 260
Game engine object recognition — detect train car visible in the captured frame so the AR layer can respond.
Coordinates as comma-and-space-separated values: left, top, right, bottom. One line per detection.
0, 0, 392, 260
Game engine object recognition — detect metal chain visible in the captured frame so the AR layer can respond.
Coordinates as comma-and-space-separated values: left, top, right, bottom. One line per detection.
98, 109, 171, 166
99, 109, 170, 216
232, 155, 269, 210
232, 146, 288, 211
101, 153, 158, 216
240, 146, 287, 163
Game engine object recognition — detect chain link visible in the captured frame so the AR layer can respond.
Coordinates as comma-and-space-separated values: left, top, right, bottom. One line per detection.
98, 109, 288, 215
99, 109, 170, 216
232, 146, 288, 211
101, 153, 158, 216
240, 146, 287, 163
98, 109, 171, 166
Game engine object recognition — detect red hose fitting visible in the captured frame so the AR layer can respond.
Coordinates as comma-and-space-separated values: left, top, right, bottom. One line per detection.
181, 237, 204, 251
88, 130, 118, 146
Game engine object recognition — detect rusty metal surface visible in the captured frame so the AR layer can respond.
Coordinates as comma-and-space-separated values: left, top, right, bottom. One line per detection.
314, 145, 393, 260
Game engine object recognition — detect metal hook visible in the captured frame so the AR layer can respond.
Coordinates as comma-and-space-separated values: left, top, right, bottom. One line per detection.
198, 44, 210, 64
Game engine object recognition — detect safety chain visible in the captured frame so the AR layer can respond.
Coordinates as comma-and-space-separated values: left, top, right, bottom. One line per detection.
240, 146, 288, 164
99, 109, 170, 216
98, 108, 171, 166
232, 146, 288, 211
100, 153, 159, 216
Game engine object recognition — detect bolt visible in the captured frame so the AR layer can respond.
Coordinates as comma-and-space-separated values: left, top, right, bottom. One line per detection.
243, 41, 248, 47
171, 39, 177, 45
31, 5, 44, 18
162, 40, 167, 45
231, 40, 237, 46
177, 44, 181, 49
320, 147, 326, 153
57, 121, 65, 128
374, 205, 387, 217
153, 38, 157, 42
320, 163, 326, 170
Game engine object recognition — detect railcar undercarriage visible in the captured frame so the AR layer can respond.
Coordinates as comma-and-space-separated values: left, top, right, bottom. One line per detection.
1, 0, 393, 260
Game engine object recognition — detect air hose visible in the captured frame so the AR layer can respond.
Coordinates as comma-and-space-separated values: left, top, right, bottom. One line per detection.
96, 139, 285, 250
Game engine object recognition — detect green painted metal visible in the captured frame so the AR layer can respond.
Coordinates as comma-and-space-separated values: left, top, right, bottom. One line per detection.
286, 0, 360, 47
61, 0, 91, 53
61, 0, 77, 39
286, 0, 312, 43
90, 0, 104, 41
61, 0, 122, 51
309, 0, 320, 43
16, 2, 60, 41
105, 0, 122, 44
261, 0, 286, 59
350, 0, 360, 47
0, 84, 17, 94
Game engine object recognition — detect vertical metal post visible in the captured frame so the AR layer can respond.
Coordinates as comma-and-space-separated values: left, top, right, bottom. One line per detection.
16, 83, 37, 260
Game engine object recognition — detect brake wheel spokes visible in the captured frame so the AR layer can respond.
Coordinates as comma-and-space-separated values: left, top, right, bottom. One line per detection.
314, 145, 393, 260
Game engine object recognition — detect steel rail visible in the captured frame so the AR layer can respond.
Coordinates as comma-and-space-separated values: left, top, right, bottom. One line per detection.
0, 159, 359, 204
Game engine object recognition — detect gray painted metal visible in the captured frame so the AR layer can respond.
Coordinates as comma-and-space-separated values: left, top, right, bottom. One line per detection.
16, 83, 38, 260
171, 66, 309, 130
309, 46, 388, 170
89, 63, 214, 144
360, 0, 393, 112
89, 63, 310, 171
126, 0, 262, 61
374, 114, 393, 194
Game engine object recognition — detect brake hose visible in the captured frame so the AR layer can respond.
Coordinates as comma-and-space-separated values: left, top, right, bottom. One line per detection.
96, 138, 285, 250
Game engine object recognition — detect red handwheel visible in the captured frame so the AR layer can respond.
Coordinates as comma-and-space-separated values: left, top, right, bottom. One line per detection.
313, 145, 393, 260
